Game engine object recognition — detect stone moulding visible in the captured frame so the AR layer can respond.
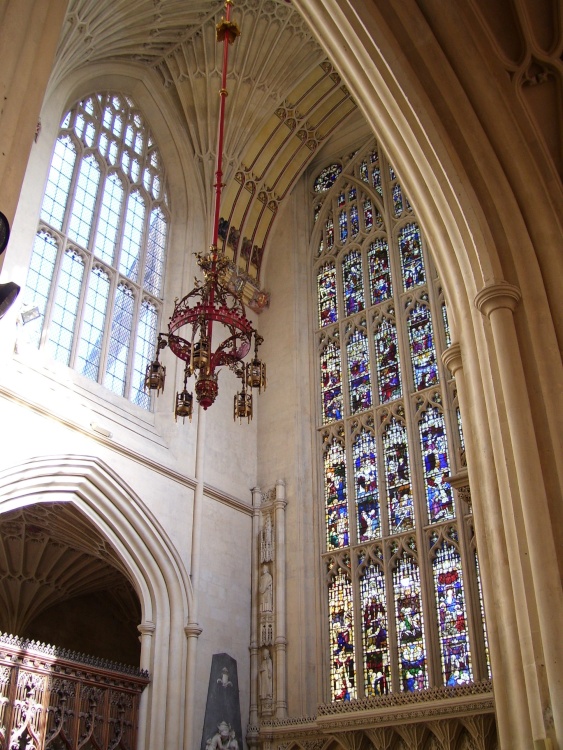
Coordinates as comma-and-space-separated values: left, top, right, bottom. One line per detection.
255, 681, 494, 742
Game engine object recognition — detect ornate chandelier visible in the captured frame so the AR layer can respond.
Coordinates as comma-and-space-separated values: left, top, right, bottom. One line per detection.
144, 0, 266, 422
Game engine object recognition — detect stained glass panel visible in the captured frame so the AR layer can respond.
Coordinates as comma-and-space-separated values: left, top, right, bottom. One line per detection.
359, 160, 368, 182
347, 329, 372, 414
383, 419, 414, 533
393, 184, 403, 217
399, 223, 425, 289
375, 318, 402, 404
433, 540, 472, 685
350, 204, 359, 238
339, 210, 348, 244
353, 429, 380, 540
442, 301, 451, 347
326, 216, 334, 250
408, 302, 438, 390
361, 555, 391, 695
321, 340, 343, 423
363, 199, 373, 231
325, 441, 349, 549
342, 250, 365, 316
393, 551, 427, 691
317, 262, 338, 327
328, 566, 356, 700
367, 239, 392, 305
419, 407, 454, 523
314, 164, 342, 192
474, 550, 491, 678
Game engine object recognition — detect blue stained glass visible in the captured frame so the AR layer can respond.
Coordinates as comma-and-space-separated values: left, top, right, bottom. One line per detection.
433, 541, 473, 685
325, 441, 349, 549
442, 301, 451, 347
349, 187, 357, 201
393, 184, 403, 217
318, 262, 338, 327
321, 340, 343, 423
372, 166, 382, 196
326, 216, 334, 250
329, 566, 356, 700
361, 555, 391, 695
399, 223, 425, 289
408, 302, 438, 390
375, 318, 402, 403
383, 419, 414, 533
313, 164, 342, 193
353, 430, 380, 540
368, 238, 392, 305
363, 199, 373, 231
338, 192, 346, 207
350, 205, 359, 238
342, 250, 365, 316
347, 330, 372, 414
339, 210, 348, 243
419, 407, 455, 523
393, 552, 427, 691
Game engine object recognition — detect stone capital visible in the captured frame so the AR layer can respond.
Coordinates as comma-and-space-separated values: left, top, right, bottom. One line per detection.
475, 281, 521, 317
441, 342, 462, 375
184, 623, 203, 639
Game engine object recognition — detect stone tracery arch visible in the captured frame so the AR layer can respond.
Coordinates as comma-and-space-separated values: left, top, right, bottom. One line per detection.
0, 454, 193, 750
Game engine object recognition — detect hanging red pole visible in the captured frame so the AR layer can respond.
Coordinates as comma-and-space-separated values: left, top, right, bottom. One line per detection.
212, 0, 240, 249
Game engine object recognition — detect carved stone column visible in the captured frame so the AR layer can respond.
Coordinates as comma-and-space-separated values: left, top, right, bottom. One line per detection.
137, 621, 155, 750
475, 281, 562, 747
273, 479, 287, 720
250, 486, 263, 730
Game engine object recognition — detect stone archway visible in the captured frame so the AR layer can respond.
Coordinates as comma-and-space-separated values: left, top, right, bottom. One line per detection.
0, 454, 193, 750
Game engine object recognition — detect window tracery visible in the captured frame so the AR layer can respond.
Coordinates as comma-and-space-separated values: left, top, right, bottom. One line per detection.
23, 92, 169, 409
312, 144, 489, 700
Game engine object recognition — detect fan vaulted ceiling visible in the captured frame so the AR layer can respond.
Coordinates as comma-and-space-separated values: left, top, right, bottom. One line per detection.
49, 0, 358, 306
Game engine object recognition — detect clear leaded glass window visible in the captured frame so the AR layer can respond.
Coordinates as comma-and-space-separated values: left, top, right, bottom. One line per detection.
23, 93, 168, 409
312, 145, 489, 701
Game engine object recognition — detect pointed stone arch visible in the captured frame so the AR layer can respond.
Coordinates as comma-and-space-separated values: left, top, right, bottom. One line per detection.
0, 453, 193, 750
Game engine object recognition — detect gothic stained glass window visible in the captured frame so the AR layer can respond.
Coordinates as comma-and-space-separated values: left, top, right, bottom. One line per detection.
360, 552, 391, 695
342, 251, 365, 316
339, 210, 348, 244
419, 406, 455, 523
328, 565, 356, 700
313, 143, 488, 701
318, 262, 338, 327
347, 329, 372, 414
325, 441, 349, 549
407, 301, 439, 391
314, 164, 342, 192
23, 92, 169, 410
393, 547, 427, 691
353, 429, 380, 541
350, 204, 359, 238
399, 223, 425, 289
383, 418, 414, 534
392, 184, 404, 217
321, 339, 343, 424
432, 535, 473, 685
367, 239, 392, 306
374, 317, 402, 404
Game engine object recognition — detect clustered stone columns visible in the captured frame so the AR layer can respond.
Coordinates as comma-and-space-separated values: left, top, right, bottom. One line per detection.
249, 479, 288, 742
464, 280, 561, 749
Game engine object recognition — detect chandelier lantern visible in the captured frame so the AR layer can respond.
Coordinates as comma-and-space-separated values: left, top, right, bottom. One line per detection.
144, 0, 266, 422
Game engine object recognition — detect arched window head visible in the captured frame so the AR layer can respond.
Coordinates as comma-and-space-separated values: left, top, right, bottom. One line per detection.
23, 93, 169, 410
312, 145, 491, 701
